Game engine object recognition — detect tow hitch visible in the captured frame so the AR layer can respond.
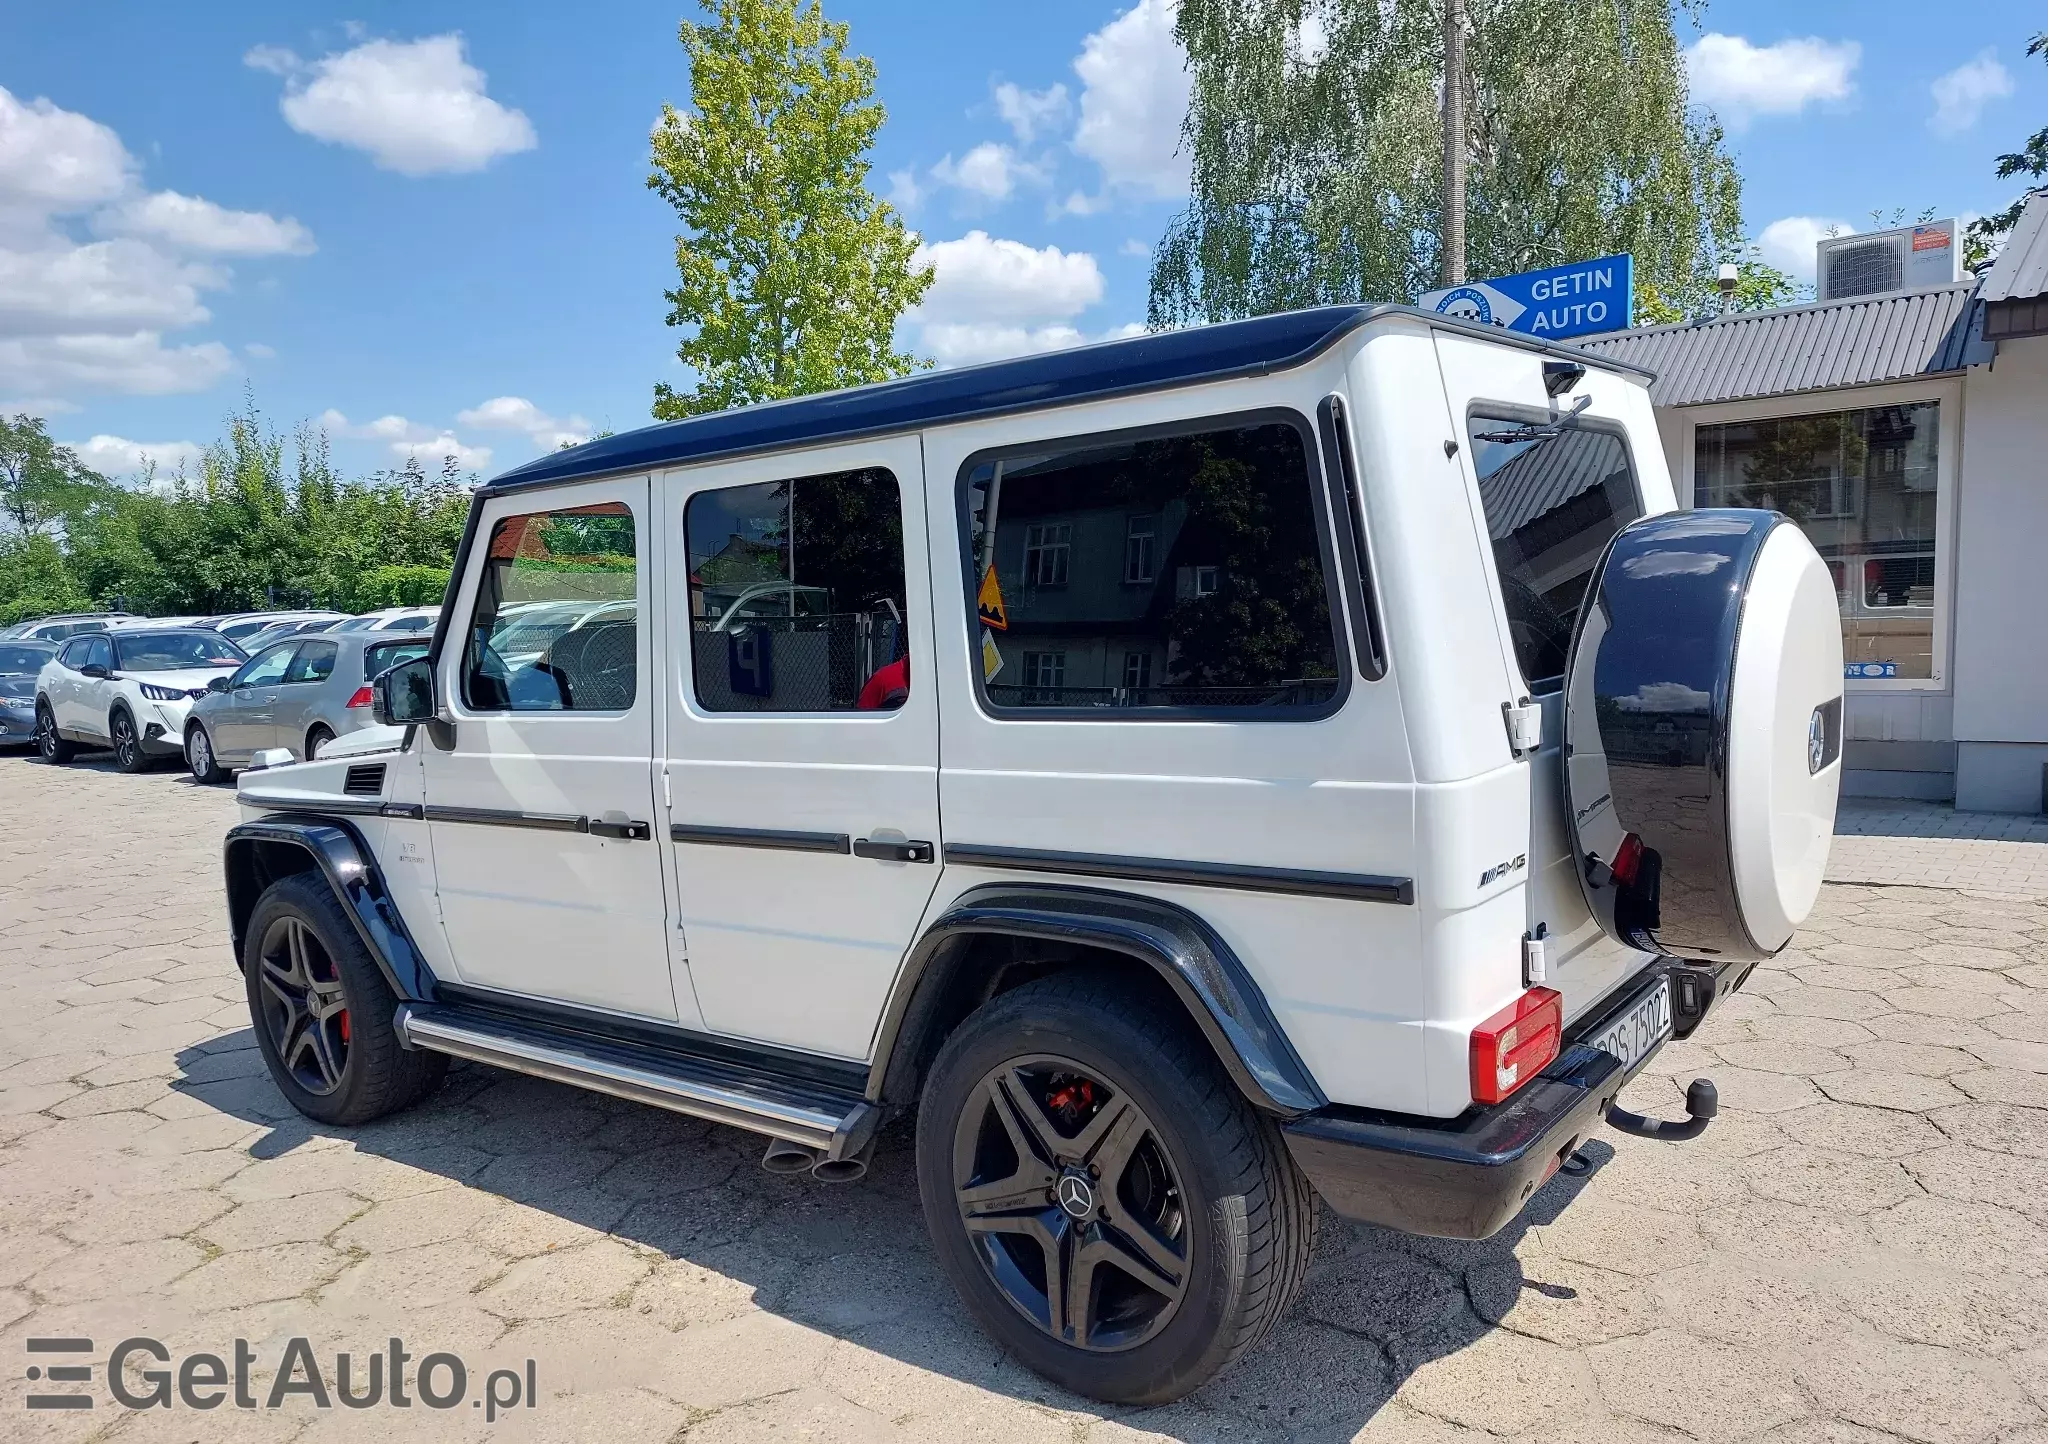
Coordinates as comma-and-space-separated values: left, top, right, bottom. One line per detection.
1605, 1078, 1718, 1141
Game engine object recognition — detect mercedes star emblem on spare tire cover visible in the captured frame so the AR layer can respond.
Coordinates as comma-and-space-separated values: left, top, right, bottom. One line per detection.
1562, 509, 1843, 964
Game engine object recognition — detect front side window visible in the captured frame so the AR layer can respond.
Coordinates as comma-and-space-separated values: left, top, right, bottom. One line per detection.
964, 418, 1343, 714
1467, 415, 1643, 688
685, 467, 908, 713
58, 638, 90, 670
462, 504, 638, 711
1696, 402, 1939, 680
232, 644, 296, 688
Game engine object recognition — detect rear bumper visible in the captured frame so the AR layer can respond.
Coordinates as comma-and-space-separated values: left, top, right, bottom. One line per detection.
1282, 1044, 1625, 1239
1284, 954, 1756, 1239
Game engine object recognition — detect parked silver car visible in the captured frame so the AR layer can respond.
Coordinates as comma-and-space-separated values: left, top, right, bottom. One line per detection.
183, 633, 430, 781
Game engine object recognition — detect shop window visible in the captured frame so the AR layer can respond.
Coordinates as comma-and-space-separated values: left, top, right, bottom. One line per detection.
1695, 402, 1939, 680
963, 417, 1343, 714
685, 468, 908, 712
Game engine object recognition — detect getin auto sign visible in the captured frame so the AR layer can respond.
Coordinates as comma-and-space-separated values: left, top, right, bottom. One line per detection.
1416, 254, 1633, 340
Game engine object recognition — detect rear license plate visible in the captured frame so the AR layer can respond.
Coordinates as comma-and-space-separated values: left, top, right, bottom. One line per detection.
1588, 977, 1672, 1075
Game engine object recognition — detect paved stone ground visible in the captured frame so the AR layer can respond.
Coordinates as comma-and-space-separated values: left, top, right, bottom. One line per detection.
1831, 799, 2048, 897
4, 754, 2048, 1443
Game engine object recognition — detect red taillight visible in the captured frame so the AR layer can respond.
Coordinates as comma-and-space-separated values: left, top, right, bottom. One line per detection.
1469, 987, 1563, 1106
345, 686, 375, 709
1611, 832, 1644, 887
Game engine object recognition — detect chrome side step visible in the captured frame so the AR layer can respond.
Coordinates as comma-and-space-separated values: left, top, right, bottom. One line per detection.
393, 1003, 878, 1160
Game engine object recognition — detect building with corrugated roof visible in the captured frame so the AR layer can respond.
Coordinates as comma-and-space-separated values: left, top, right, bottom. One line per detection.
1582, 194, 2048, 814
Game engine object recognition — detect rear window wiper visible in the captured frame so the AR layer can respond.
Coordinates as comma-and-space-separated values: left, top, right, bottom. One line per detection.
1472, 395, 1592, 446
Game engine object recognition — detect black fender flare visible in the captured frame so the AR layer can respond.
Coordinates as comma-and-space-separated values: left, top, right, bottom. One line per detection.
223, 816, 437, 1001
869, 883, 1326, 1117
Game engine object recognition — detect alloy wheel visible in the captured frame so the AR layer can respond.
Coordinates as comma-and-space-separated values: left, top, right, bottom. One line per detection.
188, 727, 212, 780
951, 1055, 1189, 1352
35, 707, 58, 760
112, 713, 137, 768
255, 916, 352, 1096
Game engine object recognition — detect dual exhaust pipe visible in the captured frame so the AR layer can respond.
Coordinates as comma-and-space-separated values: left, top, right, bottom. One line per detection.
762, 1136, 871, 1183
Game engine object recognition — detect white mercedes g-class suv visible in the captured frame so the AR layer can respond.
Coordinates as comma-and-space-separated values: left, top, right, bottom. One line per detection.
223, 305, 1841, 1404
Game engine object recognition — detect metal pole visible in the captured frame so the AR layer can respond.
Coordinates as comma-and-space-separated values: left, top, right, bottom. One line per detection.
1442, 0, 1468, 286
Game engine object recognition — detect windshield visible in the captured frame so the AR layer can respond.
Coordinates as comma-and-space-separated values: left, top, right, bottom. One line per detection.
113, 632, 248, 672
0, 644, 55, 676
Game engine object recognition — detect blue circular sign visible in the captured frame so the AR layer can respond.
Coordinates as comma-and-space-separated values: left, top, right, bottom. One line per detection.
1434, 286, 1493, 324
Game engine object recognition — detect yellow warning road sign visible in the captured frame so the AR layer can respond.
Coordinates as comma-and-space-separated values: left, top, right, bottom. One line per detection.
976, 564, 1009, 631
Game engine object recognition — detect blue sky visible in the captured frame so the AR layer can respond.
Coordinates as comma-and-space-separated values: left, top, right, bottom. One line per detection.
2, 0, 2042, 484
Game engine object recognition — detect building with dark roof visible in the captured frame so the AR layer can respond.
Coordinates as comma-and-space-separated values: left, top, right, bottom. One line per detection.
1581, 192, 2048, 814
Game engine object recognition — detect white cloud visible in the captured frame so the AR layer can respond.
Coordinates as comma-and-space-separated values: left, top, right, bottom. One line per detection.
393, 434, 492, 472
911, 231, 1105, 326
920, 320, 1146, 368
1930, 51, 2013, 137
0, 85, 308, 404
886, 168, 924, 213
97, 191, 314, 256
993, 81, 1070, 144
251, 34, 536, 176
1757, 216, 1854, 281
1070, 0, 1190, 202
930, 143, 1043, 203
245, 341, 276, 359
1120, 238, 1152, 259
1685, 34, 1860, 129
456, 395, 591, 450
0, 86, 132, 216
0, 333, 233, 398
68, 433, 205, 480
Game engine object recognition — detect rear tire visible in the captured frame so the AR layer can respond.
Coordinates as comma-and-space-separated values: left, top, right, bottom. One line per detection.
186, 723, 228, 784
244, 873, 447, 1126
304, 723, 335, 760
35, 703, 76, 764
110, 708, 149, 773
916, 973, 1315, 1405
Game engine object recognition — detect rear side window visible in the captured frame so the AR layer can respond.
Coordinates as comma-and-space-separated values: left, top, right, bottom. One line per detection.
58, 638, 90, 669
285, 640, 337, 684
961, 416, 1344, 714
462, 504, 638, 712
684, 468, 908, 713
1467, 415, 1642, 688
364, 640, 428, 683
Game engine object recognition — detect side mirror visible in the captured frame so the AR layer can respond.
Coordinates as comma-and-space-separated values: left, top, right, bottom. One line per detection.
80, 663, 109, 679
372, 655, 438, 727
207, 676, 232, 693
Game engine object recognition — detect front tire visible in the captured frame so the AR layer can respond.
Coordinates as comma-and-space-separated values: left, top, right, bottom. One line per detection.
304, 723, 335, 759
110, 708, 148, 773
244, 873, 447, 1126
35, 703, 77, 764
186, 723, 228, 784
916, 973, 1315, 1405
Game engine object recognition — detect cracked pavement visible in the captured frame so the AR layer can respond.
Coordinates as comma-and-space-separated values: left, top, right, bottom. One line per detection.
4, 756, 2048, 1442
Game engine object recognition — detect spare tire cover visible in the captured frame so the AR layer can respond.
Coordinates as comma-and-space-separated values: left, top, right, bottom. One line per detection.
1563, 509, 1843, 963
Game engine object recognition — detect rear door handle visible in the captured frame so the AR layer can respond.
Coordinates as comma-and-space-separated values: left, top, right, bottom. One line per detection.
587, 819, 652, 840
853, 838, 934, 863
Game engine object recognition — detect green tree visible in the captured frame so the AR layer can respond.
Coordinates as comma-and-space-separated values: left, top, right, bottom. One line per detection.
0, 414, 106, 537
648, 0, 933, 420
1149, 0, 1745, 327
1966, 32, 2048, 271
1637, 248, 1800, 325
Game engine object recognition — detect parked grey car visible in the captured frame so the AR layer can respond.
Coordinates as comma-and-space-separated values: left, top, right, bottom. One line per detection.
183, 633, 429, 781
0, 640, 57, 747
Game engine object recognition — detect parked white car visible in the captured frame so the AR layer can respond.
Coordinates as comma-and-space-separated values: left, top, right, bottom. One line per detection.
3, 612, 140, 642
221, 306, 1842, 1404
208, 610, 350, 643
37, 627, 247, 771
327, 606, 439, 635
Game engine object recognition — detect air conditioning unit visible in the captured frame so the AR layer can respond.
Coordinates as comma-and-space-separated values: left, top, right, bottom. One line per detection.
1817, 221, 1960, 301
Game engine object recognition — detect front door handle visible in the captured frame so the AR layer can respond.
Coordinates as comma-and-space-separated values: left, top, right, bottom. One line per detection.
587, 819, 652, 841
853, 838, 934, 863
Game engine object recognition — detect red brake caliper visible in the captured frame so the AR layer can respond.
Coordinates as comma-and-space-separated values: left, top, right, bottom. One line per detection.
338, 1011, 350, 1043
